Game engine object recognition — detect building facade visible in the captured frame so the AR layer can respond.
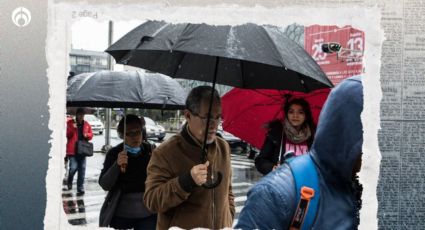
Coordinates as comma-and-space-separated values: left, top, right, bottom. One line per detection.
69, 49, 109, 76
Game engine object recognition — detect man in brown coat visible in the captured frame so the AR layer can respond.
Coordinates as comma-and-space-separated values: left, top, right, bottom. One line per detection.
144, 86, 235, 230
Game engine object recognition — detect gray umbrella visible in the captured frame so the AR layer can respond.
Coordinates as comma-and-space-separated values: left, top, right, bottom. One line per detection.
105, 20, 333, 92
67, 70, 187, 173
67, 70, 187, 109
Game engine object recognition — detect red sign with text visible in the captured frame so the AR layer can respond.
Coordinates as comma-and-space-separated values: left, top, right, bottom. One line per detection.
304, 25, 365, 85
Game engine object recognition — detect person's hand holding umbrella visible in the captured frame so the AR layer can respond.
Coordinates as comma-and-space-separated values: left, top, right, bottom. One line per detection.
117, 150, 128, 173
190, 161, 209, 186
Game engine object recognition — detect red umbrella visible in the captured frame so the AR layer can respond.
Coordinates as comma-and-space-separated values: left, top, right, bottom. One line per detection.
222, 88, 331, 149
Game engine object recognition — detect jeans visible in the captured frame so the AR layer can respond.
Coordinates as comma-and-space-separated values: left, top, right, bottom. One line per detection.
67, 156, 86, 192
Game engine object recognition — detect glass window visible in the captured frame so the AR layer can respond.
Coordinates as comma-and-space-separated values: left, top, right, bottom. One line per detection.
76, 56, 90, 65
101, 58, 108, 66
96, 57, 102, 65
70, 56, 76, 65
76, 65, 90, 73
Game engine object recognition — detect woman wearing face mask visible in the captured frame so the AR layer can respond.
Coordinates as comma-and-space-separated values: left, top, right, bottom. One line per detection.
255, 98, 316, 175
99, 114, 157, 229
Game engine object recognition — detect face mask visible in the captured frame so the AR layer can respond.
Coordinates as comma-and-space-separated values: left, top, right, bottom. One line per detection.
125, 144, 141, 155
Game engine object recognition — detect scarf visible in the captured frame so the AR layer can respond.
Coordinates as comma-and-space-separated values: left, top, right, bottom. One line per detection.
283, 118, 312, 144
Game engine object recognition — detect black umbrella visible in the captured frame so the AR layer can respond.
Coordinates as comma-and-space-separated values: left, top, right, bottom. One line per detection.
106, 21, 333, 188
67, 70, 187, 109
67, 70, 188, 172
106, 20, 332, 92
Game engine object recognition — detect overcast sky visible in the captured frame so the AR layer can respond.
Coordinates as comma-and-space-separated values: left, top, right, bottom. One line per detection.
71, 18, 145, 70
71, 18, 143, 51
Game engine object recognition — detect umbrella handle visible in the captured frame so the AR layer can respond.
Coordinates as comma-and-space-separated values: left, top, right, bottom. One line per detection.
277, 129, 285, 164
202, 171, 222, 189
283, 94, 292, 104
120, 163, 127, 173
200, 151, 222, 189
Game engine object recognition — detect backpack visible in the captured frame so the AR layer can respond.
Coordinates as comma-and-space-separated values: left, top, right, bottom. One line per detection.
286, 154, 320, 230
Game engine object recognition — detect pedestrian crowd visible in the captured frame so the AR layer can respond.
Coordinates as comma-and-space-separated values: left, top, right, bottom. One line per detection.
64, 76, 364, 230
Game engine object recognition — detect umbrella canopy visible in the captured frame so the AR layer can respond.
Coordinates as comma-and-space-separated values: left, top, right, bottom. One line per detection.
67, 70, 187, 109
222, 88, 331, 149
67, 70, 188, 173
105, 20, 333, 92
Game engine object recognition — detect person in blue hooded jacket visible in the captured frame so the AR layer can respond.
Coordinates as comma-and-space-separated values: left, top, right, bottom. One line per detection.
235, 76, 364, 230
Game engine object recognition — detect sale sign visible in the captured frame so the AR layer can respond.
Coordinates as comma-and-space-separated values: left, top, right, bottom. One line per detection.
304, 25, 365, 85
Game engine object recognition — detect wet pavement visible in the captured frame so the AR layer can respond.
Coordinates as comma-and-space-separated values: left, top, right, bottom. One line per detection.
61, 130, 262, 228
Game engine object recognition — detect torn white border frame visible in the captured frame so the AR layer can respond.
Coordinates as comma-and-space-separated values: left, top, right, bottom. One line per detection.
45, 2, 384, 229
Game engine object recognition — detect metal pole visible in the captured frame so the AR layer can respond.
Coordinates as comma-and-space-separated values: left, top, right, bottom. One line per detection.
120, 108, 127, 173
176, 110, 180, 130
102, 20, 114, 153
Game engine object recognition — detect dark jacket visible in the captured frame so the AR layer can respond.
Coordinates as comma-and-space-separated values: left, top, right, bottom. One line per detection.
98, 142, 153, 227
255, 120, 314, 175
99, 142, 153, 192
236, 76, 364, 230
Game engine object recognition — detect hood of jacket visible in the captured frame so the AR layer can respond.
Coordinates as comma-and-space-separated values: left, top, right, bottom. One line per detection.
310, 75, 363, 186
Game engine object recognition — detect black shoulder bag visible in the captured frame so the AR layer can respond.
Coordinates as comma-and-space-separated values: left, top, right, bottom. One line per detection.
76, 140, 94, 157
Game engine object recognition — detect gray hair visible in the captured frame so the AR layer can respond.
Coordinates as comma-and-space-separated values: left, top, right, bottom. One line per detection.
185, 86, 221, 114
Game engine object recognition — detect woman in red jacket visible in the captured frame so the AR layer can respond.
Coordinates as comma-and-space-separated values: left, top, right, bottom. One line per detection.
66, 108, 93, 195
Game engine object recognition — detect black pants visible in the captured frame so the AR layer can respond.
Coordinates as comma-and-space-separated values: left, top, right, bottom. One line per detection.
110, 214, 157, 230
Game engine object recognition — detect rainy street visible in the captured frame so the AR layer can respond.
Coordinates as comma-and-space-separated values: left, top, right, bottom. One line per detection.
61, 20, 333, 229
61, 130, 262, 228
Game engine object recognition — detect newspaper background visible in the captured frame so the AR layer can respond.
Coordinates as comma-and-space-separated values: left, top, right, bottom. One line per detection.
43, 0, 418, 229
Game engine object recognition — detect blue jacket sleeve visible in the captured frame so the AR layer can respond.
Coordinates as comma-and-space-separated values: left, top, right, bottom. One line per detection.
235, 165, 296, 230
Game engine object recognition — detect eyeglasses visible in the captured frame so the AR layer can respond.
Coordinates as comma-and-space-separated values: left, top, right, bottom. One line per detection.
191, 111, 221, 124
125, 130, 142, 137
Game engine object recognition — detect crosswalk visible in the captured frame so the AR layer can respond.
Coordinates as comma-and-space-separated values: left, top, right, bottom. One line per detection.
61, 153, 261, 227
230, 153, 262, 225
